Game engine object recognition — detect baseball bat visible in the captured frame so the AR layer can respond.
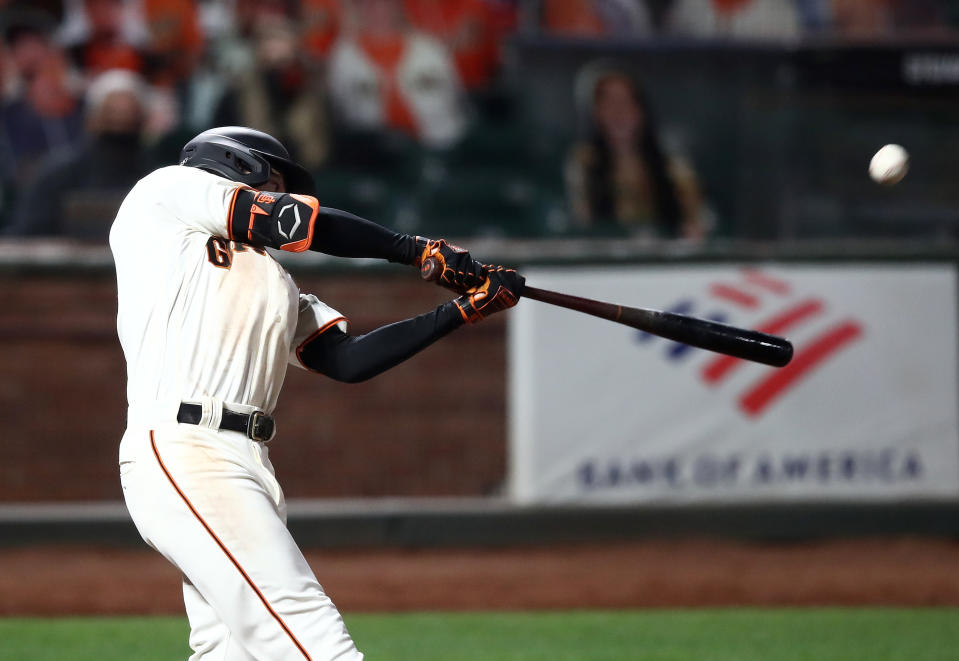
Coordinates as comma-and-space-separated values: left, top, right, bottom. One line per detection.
421, 258, 793, 368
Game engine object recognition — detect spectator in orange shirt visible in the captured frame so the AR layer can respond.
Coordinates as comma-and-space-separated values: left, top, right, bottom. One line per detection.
541, 0, 654, 37
59, 0, 147, 77
141, 0, 204, 88
302, 0, 344, 58
326, 0, 467, 149
403, 0, 506, 91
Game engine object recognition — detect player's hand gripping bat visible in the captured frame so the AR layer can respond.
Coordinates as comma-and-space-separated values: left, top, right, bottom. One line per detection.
421, 258, 793, 368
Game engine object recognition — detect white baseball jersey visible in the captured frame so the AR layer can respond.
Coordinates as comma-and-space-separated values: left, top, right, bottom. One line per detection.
110, 165, 346, 419
112, 165, 363, 660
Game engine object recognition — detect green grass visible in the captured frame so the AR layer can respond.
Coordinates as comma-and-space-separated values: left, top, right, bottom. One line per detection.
1, 608, 957, 660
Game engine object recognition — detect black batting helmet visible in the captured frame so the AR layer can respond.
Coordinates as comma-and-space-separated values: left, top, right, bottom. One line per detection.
179, 126, 316, 196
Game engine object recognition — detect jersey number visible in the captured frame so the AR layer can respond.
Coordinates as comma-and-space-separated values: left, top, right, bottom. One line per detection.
205, 237, 265, 269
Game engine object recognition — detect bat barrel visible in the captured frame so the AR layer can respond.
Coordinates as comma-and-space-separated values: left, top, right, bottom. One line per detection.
648, 311, 793, 367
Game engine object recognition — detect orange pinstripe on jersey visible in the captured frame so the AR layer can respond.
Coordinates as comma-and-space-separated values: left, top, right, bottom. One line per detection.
149, 431, 313, 660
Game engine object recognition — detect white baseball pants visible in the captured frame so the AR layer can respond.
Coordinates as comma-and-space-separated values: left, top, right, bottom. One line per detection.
119, 414, 362, 661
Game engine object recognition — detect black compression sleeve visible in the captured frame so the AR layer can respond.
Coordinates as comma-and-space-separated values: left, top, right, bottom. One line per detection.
310, 206, 419, 265
297, 301, 466, 383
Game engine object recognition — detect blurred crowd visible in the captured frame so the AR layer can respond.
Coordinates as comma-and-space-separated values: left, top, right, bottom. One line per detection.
539, 0, 958, 41
0, 0, 519, 238
0, 0, 956, 241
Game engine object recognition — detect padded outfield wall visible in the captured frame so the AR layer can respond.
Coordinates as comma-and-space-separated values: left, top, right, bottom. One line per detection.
1, 239, 957, 544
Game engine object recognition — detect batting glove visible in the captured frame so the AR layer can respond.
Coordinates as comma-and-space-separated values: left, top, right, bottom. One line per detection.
454, 266, 525, 324
414, 237, 488, 295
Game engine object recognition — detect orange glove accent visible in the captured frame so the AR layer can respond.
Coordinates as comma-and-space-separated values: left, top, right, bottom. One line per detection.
454, 266, 525, 324
414, 237, 488, 294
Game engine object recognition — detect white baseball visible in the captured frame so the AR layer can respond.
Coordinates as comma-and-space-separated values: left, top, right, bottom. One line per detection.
869, 144, 909, 185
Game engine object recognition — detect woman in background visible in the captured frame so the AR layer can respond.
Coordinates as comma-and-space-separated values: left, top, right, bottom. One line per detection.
565, 65, 705, 240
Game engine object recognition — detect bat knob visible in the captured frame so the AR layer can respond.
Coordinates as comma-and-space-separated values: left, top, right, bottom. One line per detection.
421, 257, 441, 282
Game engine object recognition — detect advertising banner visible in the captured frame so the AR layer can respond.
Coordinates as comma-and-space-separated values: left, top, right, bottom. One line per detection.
509, 264, 959, 504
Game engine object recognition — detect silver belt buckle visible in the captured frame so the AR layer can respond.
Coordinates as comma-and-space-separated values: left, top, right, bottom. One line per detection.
247, 411, 276, 443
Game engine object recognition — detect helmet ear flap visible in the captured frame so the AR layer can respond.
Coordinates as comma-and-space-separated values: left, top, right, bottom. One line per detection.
222, 149, 256, 176
181, 139, 272, 187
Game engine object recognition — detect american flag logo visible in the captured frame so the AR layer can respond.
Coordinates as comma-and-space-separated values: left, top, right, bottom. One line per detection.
637, 269, 864, 418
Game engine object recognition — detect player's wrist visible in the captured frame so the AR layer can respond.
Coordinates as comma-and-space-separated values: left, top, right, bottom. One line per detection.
389, 234, 423, 266
438, 300, 470, 328
411, 236, 429, 266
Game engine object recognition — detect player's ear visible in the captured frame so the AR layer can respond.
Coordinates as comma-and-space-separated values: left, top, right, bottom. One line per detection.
263, 169, 286, 193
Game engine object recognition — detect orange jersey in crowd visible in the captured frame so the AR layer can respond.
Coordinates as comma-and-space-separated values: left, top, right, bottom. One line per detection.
355, 32, 418, 136
302, 0, 343, 57
403, 0, 503, 89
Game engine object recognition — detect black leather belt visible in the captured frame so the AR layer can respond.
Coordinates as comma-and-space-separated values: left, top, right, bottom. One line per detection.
177, 403, 276, 443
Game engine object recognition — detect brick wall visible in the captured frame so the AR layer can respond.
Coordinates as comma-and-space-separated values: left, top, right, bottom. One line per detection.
0, 269, 507, 502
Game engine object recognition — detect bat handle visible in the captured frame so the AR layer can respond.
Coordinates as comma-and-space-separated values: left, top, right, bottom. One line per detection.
421, 256, 442, 282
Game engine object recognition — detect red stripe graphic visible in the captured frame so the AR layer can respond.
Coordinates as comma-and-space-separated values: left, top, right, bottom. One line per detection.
709, 283, 760, 308
702, 299, 825, 384
739, 321, 863, 417
149, 432, 313, 660
741, 269, 791, 295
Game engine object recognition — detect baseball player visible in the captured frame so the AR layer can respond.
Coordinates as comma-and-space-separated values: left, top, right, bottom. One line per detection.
110, 126, 523, 660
